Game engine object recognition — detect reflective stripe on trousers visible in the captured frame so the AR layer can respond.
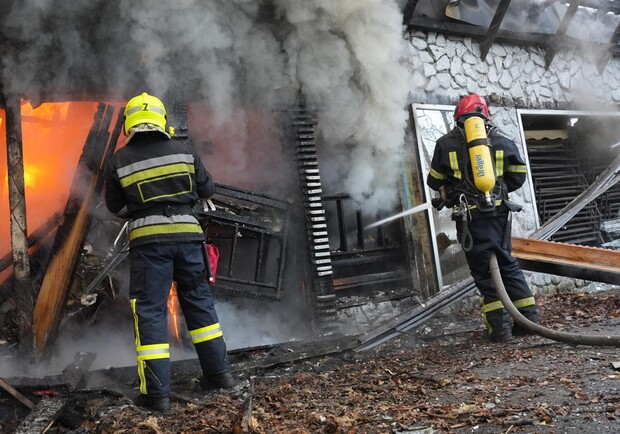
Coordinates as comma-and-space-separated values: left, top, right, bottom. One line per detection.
481, 296, 536, 335
129, 242, 230, 397
131, 298, 170, 395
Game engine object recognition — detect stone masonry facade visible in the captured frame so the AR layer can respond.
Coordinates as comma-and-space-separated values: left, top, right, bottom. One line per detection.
406, 30, 620, 296
337, 31, 620, 331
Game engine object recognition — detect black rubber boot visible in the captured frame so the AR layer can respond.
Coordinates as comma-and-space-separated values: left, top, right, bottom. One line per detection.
485, 308, 514, 343
200, 370, 236, 391
489, 330, 515, 343
512, 309, 540, 336
133, 394, 171, 413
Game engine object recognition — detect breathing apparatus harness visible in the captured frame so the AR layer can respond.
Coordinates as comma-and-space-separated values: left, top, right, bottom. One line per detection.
433, 116, 512, 252
452, 193, 474, 252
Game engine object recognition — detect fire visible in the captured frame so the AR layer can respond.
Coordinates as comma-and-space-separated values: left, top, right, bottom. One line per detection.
167, 282, 182, 342
2, 165, 38, 194
23, 165, 39, 188
0, 101, 99, 259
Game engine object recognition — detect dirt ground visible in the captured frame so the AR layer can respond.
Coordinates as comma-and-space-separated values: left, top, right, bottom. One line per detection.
3, 288, 620, 433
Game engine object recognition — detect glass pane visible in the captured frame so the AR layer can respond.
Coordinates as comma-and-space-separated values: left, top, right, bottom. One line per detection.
413, 105, 471, 289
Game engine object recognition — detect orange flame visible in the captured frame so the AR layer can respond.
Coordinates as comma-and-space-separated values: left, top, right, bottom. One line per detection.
167, 282, 182, 342
0, 101, 101, 259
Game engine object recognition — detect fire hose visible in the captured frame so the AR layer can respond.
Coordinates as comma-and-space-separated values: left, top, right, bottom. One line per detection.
490, 252, 620, 347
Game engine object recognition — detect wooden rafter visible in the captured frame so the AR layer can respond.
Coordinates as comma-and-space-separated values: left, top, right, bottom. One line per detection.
545, 1, 580, 69
480, 0, 512, 61
404, 0, 620, 66
402, 0, 420, 25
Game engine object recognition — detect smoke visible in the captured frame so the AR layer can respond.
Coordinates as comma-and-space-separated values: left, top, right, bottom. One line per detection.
0, 0, 412, 372
277, 0, 410, 209
217, 298, 312, 350
1, 0, 411, 212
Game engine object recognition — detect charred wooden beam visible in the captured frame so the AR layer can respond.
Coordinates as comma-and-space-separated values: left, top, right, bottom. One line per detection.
402, 0, 420, 25
14, 399, 65, 434
545, 1, 579, 69
0, 377, 36, 410
480, 0, 512, 61
356, 210, 365, 249
4, 95, 35, 358
0, 212, 62, 309
32, 104, 118, 360
0, 212, 62, 274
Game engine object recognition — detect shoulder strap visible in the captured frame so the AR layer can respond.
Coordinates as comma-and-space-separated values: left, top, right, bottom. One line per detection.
487, 125, 497, 140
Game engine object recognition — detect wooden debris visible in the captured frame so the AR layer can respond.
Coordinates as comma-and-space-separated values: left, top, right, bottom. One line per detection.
0, 377, 36, 410
32, 104, 121, 359
4, 95, 34, 358
241, 376, 257, 432
13, 399, 64, 434
512, 237, 620, 285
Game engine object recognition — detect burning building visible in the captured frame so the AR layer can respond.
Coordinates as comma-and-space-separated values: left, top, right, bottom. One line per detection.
0, 1, 416, 373
0, 0, 619, 386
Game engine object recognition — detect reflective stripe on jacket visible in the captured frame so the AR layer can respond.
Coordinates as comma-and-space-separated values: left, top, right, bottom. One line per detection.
105, 132, 214, 247
426, 126, 527, 211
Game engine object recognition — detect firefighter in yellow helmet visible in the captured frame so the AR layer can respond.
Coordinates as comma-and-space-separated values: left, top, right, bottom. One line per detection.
426, 94, 540, 343
105, 92, 235, 413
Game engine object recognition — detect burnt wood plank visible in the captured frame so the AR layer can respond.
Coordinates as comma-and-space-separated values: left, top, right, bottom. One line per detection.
32, 104, 116, 359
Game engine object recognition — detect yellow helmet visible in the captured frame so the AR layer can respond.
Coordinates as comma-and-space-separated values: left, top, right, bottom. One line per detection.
123, 92, 167, 136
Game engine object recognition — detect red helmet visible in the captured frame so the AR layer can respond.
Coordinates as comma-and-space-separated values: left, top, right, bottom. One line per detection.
454, 94, 489, 121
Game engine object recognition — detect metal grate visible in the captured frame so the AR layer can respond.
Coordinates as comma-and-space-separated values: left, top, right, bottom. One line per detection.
322, 193, 412, 295
528, 138, 604, 246
207, 184, 290, 300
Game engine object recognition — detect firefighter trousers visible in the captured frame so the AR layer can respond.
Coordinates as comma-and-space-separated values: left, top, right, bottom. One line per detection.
459, 212, 539, 338
129, 242, 230, 398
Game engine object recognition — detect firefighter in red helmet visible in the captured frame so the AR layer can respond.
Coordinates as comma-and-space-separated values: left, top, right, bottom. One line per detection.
104, 92, 236, 413
427, 94, 540, 343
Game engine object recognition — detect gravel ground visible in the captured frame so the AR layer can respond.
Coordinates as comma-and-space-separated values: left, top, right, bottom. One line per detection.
3, 288, 620, 433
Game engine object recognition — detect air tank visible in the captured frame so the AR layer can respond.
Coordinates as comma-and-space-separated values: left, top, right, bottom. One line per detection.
464, 116, 495, 205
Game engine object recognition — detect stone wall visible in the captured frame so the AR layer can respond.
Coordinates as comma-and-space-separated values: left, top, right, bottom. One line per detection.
405, 31, 620, 109
405, 31, 620, 296
336, 31, 620, 333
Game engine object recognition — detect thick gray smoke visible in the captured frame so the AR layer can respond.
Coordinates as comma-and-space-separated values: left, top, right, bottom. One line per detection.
1, 0, 411, 212
276, 0, 411, 210
0, 0, 411, 374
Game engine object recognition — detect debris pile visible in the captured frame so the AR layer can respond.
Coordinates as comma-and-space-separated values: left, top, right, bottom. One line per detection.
1, 288, 619, 433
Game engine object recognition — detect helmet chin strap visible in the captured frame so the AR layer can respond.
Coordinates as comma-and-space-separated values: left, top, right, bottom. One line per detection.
125, 123, 172, 144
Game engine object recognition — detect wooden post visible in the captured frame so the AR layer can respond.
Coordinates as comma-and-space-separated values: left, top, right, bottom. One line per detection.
4, 95, 35, 358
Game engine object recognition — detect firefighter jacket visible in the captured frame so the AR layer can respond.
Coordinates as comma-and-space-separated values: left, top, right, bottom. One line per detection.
105, 131, 214, 247
426, 125, 527, 216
